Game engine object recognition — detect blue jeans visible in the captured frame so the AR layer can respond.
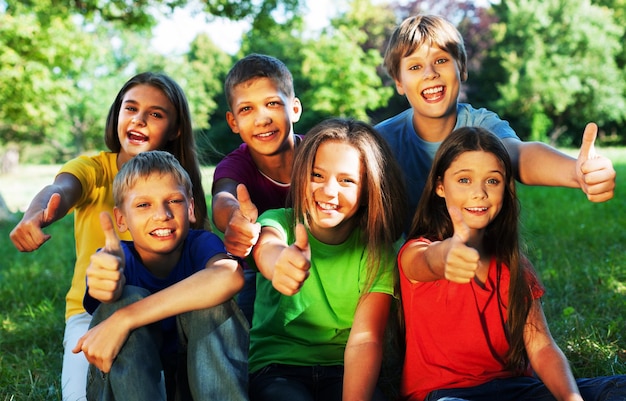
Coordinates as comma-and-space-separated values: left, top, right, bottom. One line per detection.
236, 264, 257, 325
249, 364, 389, 401
86, 286, 249, 401
425, 375, 626, 401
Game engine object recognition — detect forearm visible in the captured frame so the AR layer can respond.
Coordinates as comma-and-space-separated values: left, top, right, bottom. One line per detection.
112, 259, 244, 331
343, 341, 383, 401
211, 193, 239, 233
506, 140, 578, 188
531, 345, 583, 401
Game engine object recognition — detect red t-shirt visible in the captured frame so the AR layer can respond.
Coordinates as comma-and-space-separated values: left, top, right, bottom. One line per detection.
398, 238, 544, 401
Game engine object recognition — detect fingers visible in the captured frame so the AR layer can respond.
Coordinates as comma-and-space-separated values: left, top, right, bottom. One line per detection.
272, 224, 311, 295
576, 123, 616, 202
9, 193, 62, 252
42, 193, 62, 224
293, 223, 310, 258
577, 122, 598, 163
445, 206, 479, 284
449, 206, 470, 245
100, 212, 122, 255
236, 184, 258, 223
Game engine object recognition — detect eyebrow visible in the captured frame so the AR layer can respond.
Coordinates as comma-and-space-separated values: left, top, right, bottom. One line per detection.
122, 99, 171, 114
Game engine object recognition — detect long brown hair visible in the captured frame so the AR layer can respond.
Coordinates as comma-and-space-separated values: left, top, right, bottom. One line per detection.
104, 72, 208, 229
290, 118, 407, 292
408, 127, 534, 372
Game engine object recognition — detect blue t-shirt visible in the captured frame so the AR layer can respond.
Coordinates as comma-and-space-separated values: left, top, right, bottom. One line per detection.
84, 229, 227, 355
375, 103, 520, 213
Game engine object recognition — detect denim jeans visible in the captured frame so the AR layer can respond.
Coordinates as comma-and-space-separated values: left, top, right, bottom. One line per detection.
425, 375, 626, 401
249, 364, 389, 401
236, 265, 257, 325
86, 286, 249, 401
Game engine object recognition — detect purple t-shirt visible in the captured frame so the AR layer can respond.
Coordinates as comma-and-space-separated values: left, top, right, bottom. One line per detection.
212, 137, 301, 213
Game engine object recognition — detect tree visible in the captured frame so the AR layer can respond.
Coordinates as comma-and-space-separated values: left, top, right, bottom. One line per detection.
486, 0, 626, 144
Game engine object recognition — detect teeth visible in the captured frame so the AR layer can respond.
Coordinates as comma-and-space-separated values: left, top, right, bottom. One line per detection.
318, 202, 337, 210
152, 229, 173, 237
422, 86, 443, 95
257, 131, 274, 138
466, 207, 487, 212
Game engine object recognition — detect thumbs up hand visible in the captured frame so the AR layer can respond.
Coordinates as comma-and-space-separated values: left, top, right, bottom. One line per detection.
271, 223, 311, 296
443, 207, 480, 284
86, 212, 126, 302
576, 122, 615, 202
224, 184, 261, 257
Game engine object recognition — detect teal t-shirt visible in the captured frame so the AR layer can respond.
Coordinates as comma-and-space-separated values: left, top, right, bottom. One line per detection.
249, 208, 395, 373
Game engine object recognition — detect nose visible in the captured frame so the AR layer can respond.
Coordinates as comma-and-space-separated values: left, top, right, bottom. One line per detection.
254, 110, 271, 126
153, 204, 173, 221
423, 63, 440, 80
131, 113, 146, 126
321, 177, 340, 197
471, 183, 488, 199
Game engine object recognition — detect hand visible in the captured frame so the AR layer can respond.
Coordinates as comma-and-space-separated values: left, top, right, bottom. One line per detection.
86, 212, 125, 302
444, 207, 480, 284
576, 122, 615, 202
9, 192, 61, 251
72, 312, 130, 373
272, 223, 311, 295
223, 184, 261, 257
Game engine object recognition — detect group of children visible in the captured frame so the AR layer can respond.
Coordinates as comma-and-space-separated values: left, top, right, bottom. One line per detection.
10, 13, 625, 401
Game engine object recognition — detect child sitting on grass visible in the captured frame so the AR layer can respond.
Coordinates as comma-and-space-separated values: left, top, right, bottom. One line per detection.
73, 150, 248, 400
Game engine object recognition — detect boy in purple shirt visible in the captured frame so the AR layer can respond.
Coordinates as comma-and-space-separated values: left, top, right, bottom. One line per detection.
211, 53, 303, 323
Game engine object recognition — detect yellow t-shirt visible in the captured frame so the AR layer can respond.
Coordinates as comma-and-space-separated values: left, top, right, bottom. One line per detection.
59, 152, 132, 320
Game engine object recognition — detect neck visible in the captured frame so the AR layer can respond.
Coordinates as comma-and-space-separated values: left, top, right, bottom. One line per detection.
412, 113, 457, 143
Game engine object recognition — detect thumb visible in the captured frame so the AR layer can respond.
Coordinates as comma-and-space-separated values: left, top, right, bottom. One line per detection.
293, 223, 310, 258
578, 122, 598, 163
449, 206, 470, 245
236, 183, 258, 223
42, 192, 62, 223
99, 211, 122, 256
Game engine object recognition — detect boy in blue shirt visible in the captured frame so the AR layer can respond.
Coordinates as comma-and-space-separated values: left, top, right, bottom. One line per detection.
376, 14, 616, 213
73, 150, 249, 401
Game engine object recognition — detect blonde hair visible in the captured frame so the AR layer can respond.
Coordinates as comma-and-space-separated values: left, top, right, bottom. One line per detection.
383, 14, 467, 82
113, 150, 193, 208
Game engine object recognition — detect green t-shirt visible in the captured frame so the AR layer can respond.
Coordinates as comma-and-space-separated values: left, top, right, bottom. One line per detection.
249, 208, 395, 373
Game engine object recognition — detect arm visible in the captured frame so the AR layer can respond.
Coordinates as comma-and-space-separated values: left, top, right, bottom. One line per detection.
343, 292, 391, 401
74, 253, 244, 373
524, 300, 583, 401
212, 179, 260, 257
399, 207, 479, 284
252, 223, 311, 296
502, 123, 615, 202
10, 172, 82, 251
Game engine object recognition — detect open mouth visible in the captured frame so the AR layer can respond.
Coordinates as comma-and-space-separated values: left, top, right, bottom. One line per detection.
127, 131, 148, 143
422, 86, 444, 101
150, 228, 174, 237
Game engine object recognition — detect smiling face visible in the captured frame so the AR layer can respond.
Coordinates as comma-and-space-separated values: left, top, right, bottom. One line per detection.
394, 44, 465, 126
115, 172, 195, 269
306, 140, 363, 244
116, 84, 179, 166
436, 150, 505, 235
226, 77, 301, 157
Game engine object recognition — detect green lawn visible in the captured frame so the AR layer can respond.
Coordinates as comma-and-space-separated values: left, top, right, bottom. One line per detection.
1, 150, 625, 400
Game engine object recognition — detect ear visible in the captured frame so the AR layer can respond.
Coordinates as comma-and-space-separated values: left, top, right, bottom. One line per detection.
290, 97, 303, 123
226, 111, 240, 134
187, 197, 196, 224
113, 207, 129, 233
435, 178, 445, 198
394, 79, 406, 96
169, 129, 181, 142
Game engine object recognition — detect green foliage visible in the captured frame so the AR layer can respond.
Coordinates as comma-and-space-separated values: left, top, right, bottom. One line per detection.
486, 0, 626, 143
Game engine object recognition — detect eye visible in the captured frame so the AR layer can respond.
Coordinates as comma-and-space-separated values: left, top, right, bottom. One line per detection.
169, 198, 184, 205
125, 106, 137, 112
458, 177, 470, 184
267, 101, 283, 107
136, 202, 149, 209
408, 64, 422, 71
487, 178, 500, 185
150, 111, 164, 119
434, 58, 448, 65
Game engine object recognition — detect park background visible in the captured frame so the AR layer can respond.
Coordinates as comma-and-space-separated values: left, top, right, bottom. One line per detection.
1, 0, 625, 399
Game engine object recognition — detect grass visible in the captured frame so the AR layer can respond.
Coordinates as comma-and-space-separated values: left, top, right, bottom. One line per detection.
1, 150, 625, 399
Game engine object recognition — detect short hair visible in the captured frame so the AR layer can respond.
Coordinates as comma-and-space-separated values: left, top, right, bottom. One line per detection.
383, 14, 467, 82
224, 53, 295, 110
113, 150, 193, 208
